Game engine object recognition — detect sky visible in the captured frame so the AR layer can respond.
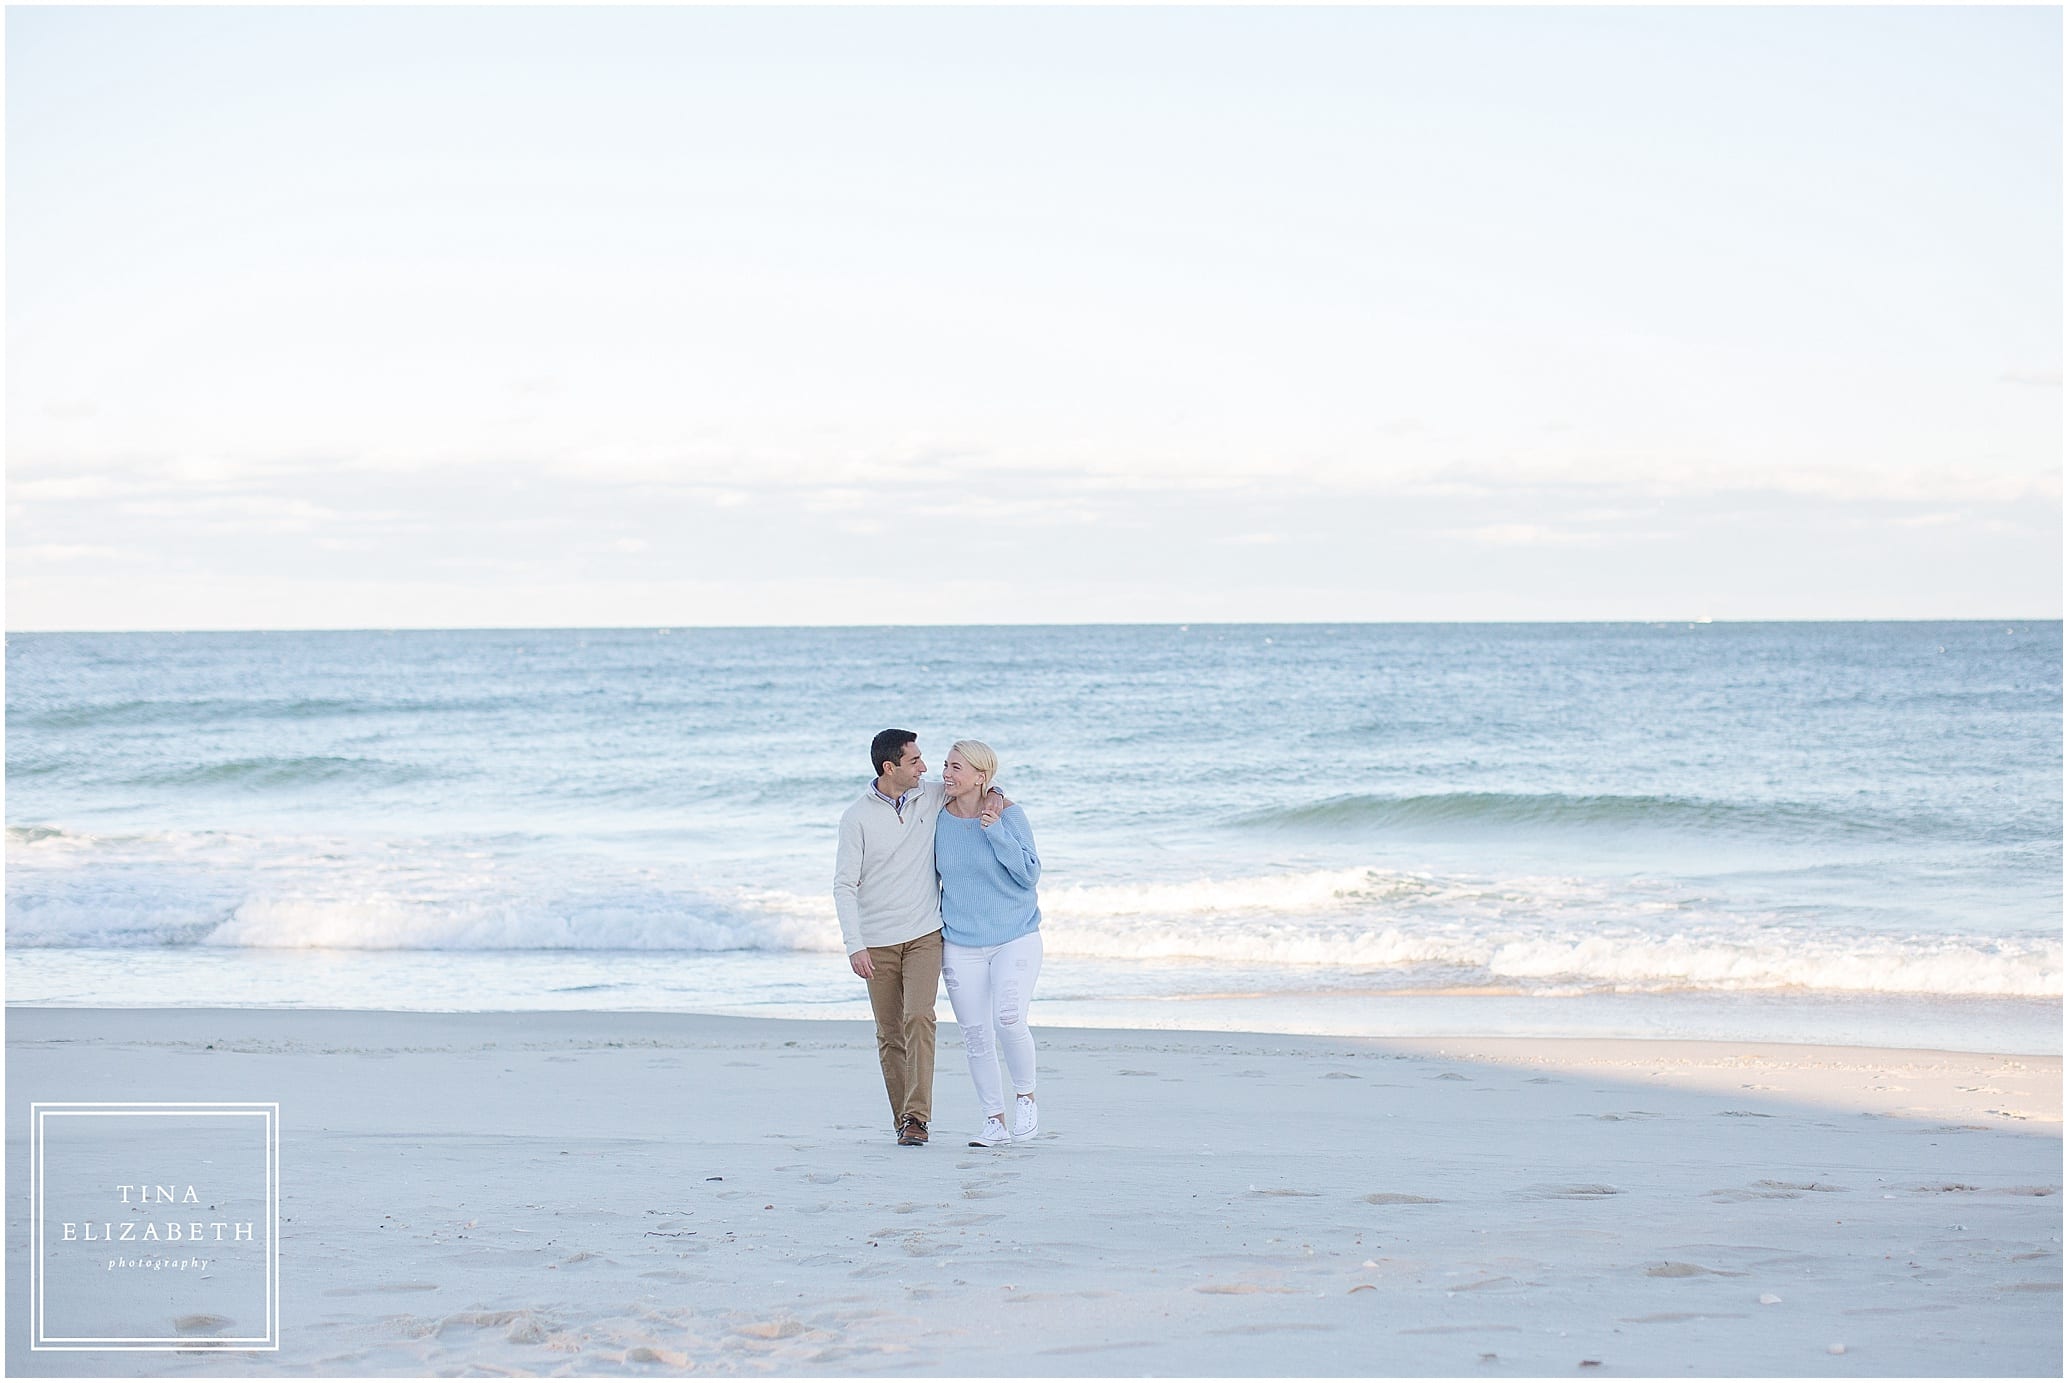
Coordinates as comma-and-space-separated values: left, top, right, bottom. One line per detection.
6, 4, 2061, 630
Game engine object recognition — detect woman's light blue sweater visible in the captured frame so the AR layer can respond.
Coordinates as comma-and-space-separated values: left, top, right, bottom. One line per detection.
934, 804, 1041, 948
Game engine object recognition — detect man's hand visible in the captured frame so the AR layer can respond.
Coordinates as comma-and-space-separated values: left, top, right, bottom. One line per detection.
850, 949, 875, 980
981, 786, 1011, 826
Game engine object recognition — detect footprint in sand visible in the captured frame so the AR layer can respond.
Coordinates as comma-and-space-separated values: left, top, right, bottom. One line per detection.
1207, 1323, 1334, 1334
1117, 1069, 1156, 1077
805, 1345, 870, 1364
1194, 1282, 1302, 1295
1363, 1193, 1442, 1205
1322, 1071, 1361, 1080
1709, 1180, 1849, 1201
626, 1346, 692, 1366
436, 1309, 554, 1344
323, 1283, 440, 1296
1433, 1072, 1470, 1081
1646, 1262, 1745, 1278
1249, 1187, 1320, 1197
731, 1317, 808, 1340
172, 1314, 234, 1334
1523, 1184, 1622, 1200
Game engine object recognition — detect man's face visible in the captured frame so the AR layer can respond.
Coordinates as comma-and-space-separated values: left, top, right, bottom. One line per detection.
884, 741, 925, 793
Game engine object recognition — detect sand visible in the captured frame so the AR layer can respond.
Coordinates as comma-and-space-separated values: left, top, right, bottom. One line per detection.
4, 1007, 2060, 1376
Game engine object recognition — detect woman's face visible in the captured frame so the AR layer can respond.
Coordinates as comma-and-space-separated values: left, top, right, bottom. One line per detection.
941, 752, 983, 796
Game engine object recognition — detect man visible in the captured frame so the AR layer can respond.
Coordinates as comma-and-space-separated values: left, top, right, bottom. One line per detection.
833, 728, 1006, 1146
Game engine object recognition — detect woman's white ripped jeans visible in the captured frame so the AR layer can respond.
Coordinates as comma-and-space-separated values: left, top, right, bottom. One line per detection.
941, 930, 1043, 1118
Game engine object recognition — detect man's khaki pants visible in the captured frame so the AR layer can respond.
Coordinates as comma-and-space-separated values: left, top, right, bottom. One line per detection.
865, 929, 942, 1129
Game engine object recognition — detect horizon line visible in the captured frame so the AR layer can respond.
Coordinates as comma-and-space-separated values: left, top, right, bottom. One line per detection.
6, 616, 2061, 637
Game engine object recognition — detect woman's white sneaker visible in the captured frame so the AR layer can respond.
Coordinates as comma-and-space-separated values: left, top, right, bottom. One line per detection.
1010, 1094, 1038, 1140
969, 1115, 1013, 1147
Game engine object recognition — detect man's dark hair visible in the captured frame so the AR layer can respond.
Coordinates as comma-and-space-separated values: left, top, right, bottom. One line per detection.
870, 728, 918, 779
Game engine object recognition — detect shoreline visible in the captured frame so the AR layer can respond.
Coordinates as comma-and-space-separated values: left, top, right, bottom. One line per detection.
7, 1007, 2061, 1375
7, 946, 2059, 1058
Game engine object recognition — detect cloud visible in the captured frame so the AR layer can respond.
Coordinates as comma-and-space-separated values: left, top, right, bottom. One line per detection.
10, 544, 130, 563
1444, 523, 1606, 549
1397, 459, 2061, 505
114, 495, 401, 533
12, 475, 142, 501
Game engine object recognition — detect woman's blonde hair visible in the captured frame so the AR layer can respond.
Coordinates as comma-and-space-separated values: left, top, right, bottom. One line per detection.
949, 739, 998, 791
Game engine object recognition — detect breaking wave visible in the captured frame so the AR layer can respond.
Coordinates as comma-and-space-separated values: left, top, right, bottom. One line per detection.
9, 831, 2057, 998
1225, 791, 1959, 841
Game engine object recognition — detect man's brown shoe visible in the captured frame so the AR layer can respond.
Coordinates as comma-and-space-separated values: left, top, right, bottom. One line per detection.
897, 1116, 928, 1146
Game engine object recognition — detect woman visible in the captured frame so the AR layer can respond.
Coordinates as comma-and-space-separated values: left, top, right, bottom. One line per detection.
935, 739, 1043, 1148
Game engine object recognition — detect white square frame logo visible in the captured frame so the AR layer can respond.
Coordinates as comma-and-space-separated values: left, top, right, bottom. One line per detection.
29, 1101, 280, 1351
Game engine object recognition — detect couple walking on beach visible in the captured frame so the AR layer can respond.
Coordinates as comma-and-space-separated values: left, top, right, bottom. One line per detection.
833, 728, 1044, 1150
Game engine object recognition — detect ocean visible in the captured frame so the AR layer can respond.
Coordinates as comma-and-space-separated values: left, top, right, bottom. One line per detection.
5, 622, 2060, 1053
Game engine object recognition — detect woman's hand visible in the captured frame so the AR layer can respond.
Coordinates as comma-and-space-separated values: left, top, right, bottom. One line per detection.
980, 788, 1007, 826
